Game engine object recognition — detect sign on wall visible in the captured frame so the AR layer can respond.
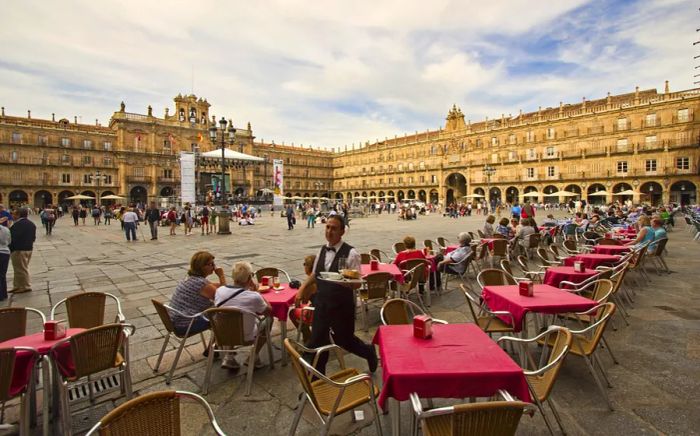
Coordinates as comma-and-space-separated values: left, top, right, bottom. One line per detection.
180, 152, 196, 204
273, 159, 284, 207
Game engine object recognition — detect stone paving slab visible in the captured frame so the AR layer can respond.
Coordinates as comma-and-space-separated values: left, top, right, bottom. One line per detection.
1, 212, 699, 435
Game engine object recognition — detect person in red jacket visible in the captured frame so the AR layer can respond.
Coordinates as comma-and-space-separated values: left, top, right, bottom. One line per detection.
393, 236, 441, 290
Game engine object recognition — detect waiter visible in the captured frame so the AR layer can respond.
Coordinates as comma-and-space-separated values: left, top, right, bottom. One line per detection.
297, 215, 377, 374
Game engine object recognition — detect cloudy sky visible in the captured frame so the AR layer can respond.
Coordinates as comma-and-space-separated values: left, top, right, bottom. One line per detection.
0, 0, 696, 149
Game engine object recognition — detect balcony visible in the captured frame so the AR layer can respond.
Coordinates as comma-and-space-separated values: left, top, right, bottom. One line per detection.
641, 119, 661, 128
126, 175, 153, 183
587, 125, 604, 135
158, 177, 177, 183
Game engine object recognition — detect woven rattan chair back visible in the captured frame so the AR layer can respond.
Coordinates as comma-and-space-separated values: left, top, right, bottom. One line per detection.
597, 238, 620, 246
477, 229, 486, 238
425, 401, 528, 436
563, 239, 578, 253
591, 279, 614, 303
526, 233, 541, 249
205, 308, 248, 348
283, 339, 321, 411
423, 240, 435, 253
151, 299, 177, 335
549, 245, 562, 258
360, 253, 372, 264
400, 258, 430, 275
380, 299, 421, 325
65, 292, 107, 329
405, 264, 426, 292
362, 272, 393, 300
477, 269, 516, 288
437, 237, 449, 248
651, 238, 668, 256
94, 390, 180, 436
499, 259, 514, 276
255, 267, 281, 282
0, 308, 28, 343
392, 242, 406, 255
536, 247, 554, 264
492, 239, 508, 257
530, 328, 573, 401
491, 233, 506, 239
461, 286, 482, 325
69, 324, 124, 379
577, 303, 616, 356
477, 243, 489, 262
370, 249, 384, 262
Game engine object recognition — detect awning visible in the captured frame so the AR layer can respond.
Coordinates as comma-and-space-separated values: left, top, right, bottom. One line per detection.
200, 148, 264, 162
522, 191, 540, 197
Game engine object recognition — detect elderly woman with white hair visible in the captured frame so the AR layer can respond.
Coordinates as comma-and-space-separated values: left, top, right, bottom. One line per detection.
437, 232, 472, 276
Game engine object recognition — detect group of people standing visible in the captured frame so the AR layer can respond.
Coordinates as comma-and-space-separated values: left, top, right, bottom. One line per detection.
0, 205, 36, 301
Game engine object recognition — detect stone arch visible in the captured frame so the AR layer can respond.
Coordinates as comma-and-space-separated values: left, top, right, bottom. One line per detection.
670, 180, 697, 206
397, 191, 405, 201
58, 190, 75, 207
586, 183, 607, 204
489, 187, 501, 204
418, 190, 426, 202
9, 190, 28, 207
129, 186, 147, 205
445, 173, 467, 199
335, 193, 344, 200
543, 185, 559, 204
387, 190, 395, 200
80, 190, 97, 207
505, 186, 519, 204
612, 182, 633, 203
640, 181, 663, 206
160, 187, 174, 197
407, 190, 416, 199
429, 189, 439, 203
378, 191, 385, 199
564, 184, 582, 199
33, 190, 53, 208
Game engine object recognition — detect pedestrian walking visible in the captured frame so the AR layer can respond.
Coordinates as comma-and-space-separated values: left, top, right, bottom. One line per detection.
92, 205, 101, 225
9, 208, 36, 294
0, 223, 10, 301
146, 202, 160, 240
104, 207, 112, 225
286, 204, 295, 230
79, 207, 87, 225
122, 206, 139, 242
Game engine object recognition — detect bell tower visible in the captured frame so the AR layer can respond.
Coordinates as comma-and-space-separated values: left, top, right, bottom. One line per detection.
171, 94, 211, 126
445, 104, 467, 132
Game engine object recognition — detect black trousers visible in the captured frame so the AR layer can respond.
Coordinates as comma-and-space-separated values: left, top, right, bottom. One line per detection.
0, 252, 9, 300
305, 281, 373, 374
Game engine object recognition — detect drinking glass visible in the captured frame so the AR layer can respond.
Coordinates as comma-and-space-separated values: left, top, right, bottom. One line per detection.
337, 257, 347, 273
273, 276, 281, 291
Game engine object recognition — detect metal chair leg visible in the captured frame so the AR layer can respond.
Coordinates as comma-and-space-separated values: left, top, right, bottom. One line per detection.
202, 337, 215, 395
547, 397, 566, 435
583, 355, 614, 411
166, 336, 189, 384
289, 394, 306, 436
601, 336, 619, 364
154, 333, 170, 373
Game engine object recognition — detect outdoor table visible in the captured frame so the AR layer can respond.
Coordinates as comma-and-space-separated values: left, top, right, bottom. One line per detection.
542, 266, 599, 288
563, 254, 621, 269
261, 284, 296, 364
0, 328, 85, 436
592, 245, 632, 255
482, 284, 597, 333
361, 263, 404, 284
480, 238, 499, 250
372, 323, 531, 436
445, 244, 458, 254
616, 228, 637, 237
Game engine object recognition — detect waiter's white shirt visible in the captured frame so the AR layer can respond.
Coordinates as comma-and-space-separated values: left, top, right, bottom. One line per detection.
314, 240, 361, 272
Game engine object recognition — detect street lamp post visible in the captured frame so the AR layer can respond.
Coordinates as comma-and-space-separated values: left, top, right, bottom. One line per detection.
208, 117, 236, 235
90, 170, 107, 206
483, 164, 496, 212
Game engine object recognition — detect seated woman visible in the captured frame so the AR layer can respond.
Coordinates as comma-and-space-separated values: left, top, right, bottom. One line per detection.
483, 215, 496, 237
496, 217, 511, 238
626, 215, 655, 247
512, 218, 537, 254
169, 251, 226, 337
291, 255, 317, 342
393, 236, 440, 290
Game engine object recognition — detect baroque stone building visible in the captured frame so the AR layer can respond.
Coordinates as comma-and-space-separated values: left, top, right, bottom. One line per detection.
1, 83, 698, 209
332, 82, 700, 207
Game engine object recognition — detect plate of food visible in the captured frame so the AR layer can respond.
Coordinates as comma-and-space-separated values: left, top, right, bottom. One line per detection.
319, 271, 343, 280
258, 285, 271, 293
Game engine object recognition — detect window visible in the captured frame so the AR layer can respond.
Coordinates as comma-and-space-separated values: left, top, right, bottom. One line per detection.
10, 151, 18, 161
105, 175, 112, 185
38, 135, 48, 145
82, 155, 92, 165
83, 139, 92, 149
508, 151, 517, 161
475, 139, 482, 148
398, 177, 403, 183
133, 167, 144, 177
163, 169, 173, 178
677, 108, 689, 122
644, 135, 657, 149
546, 128, 555, 139
617, 118, 628, 130
103, 156, 112, 166
397, 163, 403, 171
103, 141, 112, 151
676, 157, 689, 170
419, 161, 425, 170
370, 166, 374, 173
645, 159, 657, 172
61, 154, 70, 163
508, 134, 516, 145
616, 138, 628, 152
61, 173, 71, 183
61, 137, 71, 147
378, 178, 383, 185
12, 171, 22, 181
431, 175, 437, 183
491, 153, 498, 163
527, 148, 536, 160
545, 146, 556, 157
408, 176, 413, 183
491, 137, 498, 146
526, 131, 535, 142
388, 177, 393, 184
408, 163, 414, 170
547, 166, 556, 177
163, 140, 171, 151
11, 132, 22, 144
83, 174, 91, 184
617, 161, 628, 173
134, 135, 141, 151
645, 113, 657, 127
526, 168, 535, 178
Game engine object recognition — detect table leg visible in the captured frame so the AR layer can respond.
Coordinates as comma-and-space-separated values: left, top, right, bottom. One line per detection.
41, 357, 50, 436
280, 320, 288, 366
390, 398, 401, 436
424, 281, 431, 307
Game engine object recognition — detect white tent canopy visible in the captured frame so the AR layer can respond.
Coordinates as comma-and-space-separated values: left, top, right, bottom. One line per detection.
522, 191, 540, 197
613, 189, 637, 196
200, 148, 264, 162
588, 190, 609, 196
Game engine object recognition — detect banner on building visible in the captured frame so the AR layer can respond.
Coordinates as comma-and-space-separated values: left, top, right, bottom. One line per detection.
273, 159, 284, 207
180, 152, 196, 204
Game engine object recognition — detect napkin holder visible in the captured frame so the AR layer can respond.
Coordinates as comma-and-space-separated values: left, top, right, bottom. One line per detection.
44, 320, 67, 341
573, 261, 585, 273
604, 232, 612, 239
261, 276, 270, 287
518, 280, 534, 297
413, 315, 433, 339
370, 259, 379, 271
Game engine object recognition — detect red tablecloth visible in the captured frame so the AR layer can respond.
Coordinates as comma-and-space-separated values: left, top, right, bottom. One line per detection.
445, 245, 458, 254
543, 266, 599, 288
261, 284, 297, 322
592, 245, 631, 255
482, 285, 597, 332
616, 228, 637, 237
372, 323, 531, 409
361, 263, 404, 284
480, 238, 499, 250
2, 350, 37, 397
0, 328, 85, 388
563, 254, 621, 269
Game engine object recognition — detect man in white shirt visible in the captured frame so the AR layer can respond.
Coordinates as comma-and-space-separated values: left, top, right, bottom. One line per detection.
122, 207, 139, 242
214, 261, 271, 370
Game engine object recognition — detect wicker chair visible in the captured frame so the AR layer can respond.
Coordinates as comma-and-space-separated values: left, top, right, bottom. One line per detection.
392, 242, 407, 255
201, 307, 274, 396
0, 307, 46, 343
539, 303, 617, 411
498, 326, 573, 435
284, 338, 383, 436
423, 239, 435, 255
410, 393, 531, 436
597, 238, 621, 246
379, 299, 447, 326
360, 272, 393, 331
476, 269, 517, 289
646, 238, 670, 274
490, 239, 509, 266
436, 237, 450, 250
151, 300, 210, 384
516, 255, 546, 282
85, 390, 225, 436
460, 285, 514, 336
51, 323, 135, 436
441, 250, 476, 292
0, 347, 39, 436
254, 267, 292, 283
536, 248, 561, 268
360, 253, 373, 264
51, 292, 125, 329
397, 264, 429, 312
370, 249, 391, 263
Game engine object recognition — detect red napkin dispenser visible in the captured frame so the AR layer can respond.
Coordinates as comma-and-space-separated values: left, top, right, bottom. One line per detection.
573, 261, 585, 273
413, 315, 433, 339
518, 280, 534, 297
370, 259, 379, 271
44, 320, 67, 341
605, 232, 612, 239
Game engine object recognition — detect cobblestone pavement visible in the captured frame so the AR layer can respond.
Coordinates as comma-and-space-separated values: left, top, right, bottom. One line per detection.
2, 211, 699, 435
